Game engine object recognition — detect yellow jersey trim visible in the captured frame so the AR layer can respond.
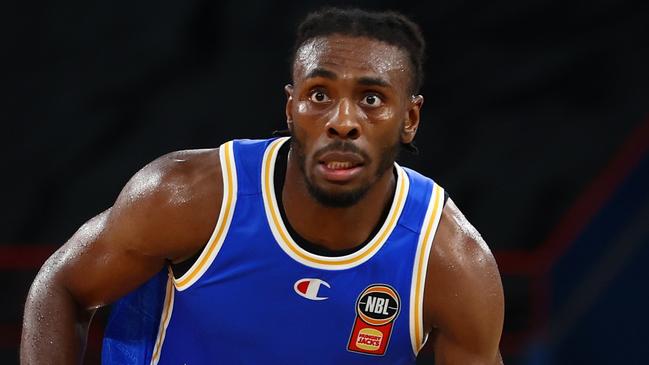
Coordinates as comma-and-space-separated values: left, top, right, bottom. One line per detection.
409, 183, 445, 355
173, 141, 238, 290
150, 271, 175, 365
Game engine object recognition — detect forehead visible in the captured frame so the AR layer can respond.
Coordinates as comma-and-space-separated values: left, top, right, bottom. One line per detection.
293, 35, 410, 86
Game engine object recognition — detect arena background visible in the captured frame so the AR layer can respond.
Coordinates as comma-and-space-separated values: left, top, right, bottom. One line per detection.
2, 0, 648, 363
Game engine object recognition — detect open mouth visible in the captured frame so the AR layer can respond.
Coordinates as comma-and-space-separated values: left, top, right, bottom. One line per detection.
316, 152, 365, 182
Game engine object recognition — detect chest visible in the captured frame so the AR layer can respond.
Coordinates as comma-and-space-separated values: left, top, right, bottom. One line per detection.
163, 200, 420, 362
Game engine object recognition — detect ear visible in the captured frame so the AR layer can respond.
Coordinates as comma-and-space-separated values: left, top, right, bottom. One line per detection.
401, 95, 424, 144
284, 84, 294, 131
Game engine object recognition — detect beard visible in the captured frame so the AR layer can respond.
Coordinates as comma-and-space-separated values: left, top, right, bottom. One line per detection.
289, 136, 400, 208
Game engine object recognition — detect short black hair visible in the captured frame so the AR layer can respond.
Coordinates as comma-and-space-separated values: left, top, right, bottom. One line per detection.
292, 7, 426, 94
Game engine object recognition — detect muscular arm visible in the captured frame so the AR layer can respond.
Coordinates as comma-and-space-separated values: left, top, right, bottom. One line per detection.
21, 148, 222, 364
423, 199, 505, 365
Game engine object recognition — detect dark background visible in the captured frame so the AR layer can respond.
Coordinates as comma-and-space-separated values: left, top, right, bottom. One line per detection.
2, 0, 648, 364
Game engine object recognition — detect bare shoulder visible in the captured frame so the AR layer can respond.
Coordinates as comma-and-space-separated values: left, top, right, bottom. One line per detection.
423, 198, 504, 363
121, 148, 222, 207
109, 147, 223, 261
29, 148, 225, 310
427, 198, 500, 289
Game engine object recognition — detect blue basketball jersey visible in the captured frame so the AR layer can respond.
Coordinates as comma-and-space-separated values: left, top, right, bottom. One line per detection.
102, 137, 446, 364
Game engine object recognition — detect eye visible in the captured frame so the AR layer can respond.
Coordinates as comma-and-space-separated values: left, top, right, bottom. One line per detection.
309, 90, 330, 103
360, 94, 383, 107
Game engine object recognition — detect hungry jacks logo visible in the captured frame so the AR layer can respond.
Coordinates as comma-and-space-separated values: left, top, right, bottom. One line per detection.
347, 284, 400, 355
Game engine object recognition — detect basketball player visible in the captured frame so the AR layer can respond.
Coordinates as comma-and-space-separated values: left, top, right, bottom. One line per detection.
21, 8, 504, 364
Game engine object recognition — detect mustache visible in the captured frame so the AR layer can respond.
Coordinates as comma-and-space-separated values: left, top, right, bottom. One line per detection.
313, 140, 370, 161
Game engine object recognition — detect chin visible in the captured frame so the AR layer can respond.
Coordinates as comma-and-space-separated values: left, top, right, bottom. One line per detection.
305, 180, 371, 208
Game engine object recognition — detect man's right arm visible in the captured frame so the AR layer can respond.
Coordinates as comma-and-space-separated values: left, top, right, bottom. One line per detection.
20, 148, 222, 364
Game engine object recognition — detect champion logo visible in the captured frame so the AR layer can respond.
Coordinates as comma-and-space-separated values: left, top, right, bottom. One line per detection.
294, 278, 330, 301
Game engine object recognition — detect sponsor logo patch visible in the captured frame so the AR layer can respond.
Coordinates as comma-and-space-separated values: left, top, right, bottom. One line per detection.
347, 284, 400, 355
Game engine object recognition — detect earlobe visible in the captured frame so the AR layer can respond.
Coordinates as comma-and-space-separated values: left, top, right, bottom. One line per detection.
285, 84, 294, 127
401, 123, 417, 144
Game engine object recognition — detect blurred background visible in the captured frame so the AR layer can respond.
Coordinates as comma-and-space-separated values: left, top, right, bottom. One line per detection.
2, 0, 648, 363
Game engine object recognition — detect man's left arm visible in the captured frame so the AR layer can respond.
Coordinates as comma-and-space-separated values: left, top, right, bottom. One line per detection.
423, 199, 505, 365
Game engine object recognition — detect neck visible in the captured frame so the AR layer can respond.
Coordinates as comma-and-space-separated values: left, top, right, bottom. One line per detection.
281, 149, 396, 251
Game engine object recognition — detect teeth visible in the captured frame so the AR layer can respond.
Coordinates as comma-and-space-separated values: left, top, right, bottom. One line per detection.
326, 161, 353, 170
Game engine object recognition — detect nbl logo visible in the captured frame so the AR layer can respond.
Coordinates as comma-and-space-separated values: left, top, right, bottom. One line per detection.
357, 289, 399, 325
347, 284, 401, 355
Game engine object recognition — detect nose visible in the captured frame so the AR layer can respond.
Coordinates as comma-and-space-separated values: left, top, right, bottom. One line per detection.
326, 98, 360, 140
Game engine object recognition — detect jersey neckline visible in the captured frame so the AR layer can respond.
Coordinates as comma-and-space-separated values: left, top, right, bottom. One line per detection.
260, 137, 410, 270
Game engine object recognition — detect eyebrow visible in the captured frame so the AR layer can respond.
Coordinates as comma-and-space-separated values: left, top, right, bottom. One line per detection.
358, 76, 390, 88
304, 68, 391, 88
305, 68, 338, 80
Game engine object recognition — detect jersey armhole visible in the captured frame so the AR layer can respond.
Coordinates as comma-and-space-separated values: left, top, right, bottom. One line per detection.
409, 183, 446, 356
171, 141, 239, 291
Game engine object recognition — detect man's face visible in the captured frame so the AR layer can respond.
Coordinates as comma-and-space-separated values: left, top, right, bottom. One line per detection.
286, 35, 422, 207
